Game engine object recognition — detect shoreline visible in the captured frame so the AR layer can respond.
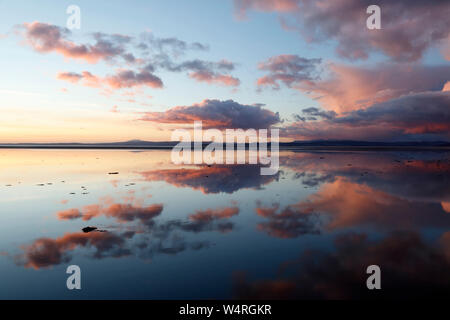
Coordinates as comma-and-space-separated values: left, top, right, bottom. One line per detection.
1, 145, 449, 151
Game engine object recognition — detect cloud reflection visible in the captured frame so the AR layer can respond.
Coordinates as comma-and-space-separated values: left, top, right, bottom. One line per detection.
18, 202, 239, 269
234, 231, 450, 299
139, 164, 279, 194
256, 152, 450, 238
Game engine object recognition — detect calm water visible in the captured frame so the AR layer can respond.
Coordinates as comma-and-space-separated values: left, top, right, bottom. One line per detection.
0, 149, 449, 299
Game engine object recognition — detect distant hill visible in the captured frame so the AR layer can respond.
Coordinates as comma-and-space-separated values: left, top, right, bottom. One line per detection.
0, 139, 449, 149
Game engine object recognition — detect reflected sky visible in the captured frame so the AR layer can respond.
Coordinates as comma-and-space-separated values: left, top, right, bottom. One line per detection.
0, 149, 449, 299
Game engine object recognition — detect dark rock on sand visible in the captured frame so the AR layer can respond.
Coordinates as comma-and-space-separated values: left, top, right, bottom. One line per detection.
82, 226, 97, 233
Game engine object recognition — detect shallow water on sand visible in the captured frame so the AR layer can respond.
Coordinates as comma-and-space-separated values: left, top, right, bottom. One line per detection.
0, 149, 449, 299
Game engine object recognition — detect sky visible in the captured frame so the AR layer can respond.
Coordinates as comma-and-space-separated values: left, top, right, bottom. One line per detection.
0, 0, 449, 143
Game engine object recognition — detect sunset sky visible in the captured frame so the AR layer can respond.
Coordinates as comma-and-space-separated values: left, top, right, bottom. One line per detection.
0, 0, 449, 143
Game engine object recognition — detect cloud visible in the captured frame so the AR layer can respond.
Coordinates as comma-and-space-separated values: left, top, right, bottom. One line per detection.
189, 71, 240, 87
234, 0, 300, 19
284, 91, 450, 141
189, 207, 239, 222
441, 36, 450, 61
139, 164, 279, 194
18, 231, 129, 269
105, 70, 163, 89
20, 200, 243, 269
234, 0, 450, 61
442, 202, 450, 213
293, 177, 450, 231
255, 202, 321, 238
141, 99, 280, 129
16, 226, 212, 269
58, 202, 164, 224
293, 107, 336, 122
256, 59, 450, 115
21, 22, 128, 63
233, 231, 450, 299
57, 69, 163, 90
333, 91, 450, 134
155, 59, 236, 73
280, 151, 450, 204
443, 81, 450, 92
56, 72, 82, 83
257, 55, 321, 90
21, 22, 239, 93
57, 208, 82, 220
299, 63, 450, 113
175, 206, 240, 233
262, 152, 450, 237
137, 32, 209, 56
57, 71, 102, 88
149, 58, 240, 87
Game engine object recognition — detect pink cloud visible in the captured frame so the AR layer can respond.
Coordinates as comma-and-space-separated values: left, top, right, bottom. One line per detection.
189, 207, 239, 222
441, 36, 450, 61
443, 81, 450, 92
57, 202, 164, 224
105, 70, 163, 89
22, 22, 240, 93
189, 71, 240, 87
57, 71, 101, 88
57, 69, 163, 91
22, 22, 126, 63
234, 0, 299, 19
57, 208, 81, 220
284, 91, 450, 141
442, 202, 450, 213
298, 63, 450, 113
20, 231, 127, 269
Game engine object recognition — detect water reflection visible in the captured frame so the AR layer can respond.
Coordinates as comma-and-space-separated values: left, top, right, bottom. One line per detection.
18, 202, 240, 269
0, 149, 449, 299
139, 164, 279, 194
17, 230, 131, 270
233, 230, 450, 299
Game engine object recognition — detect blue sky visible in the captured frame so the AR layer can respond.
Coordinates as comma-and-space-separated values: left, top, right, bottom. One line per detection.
0, 0, 449, 142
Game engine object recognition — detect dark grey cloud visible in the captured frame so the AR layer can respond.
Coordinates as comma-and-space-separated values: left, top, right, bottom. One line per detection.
255, 202, 321, 238
284, 91, 450, 141
257, 54, 322, 90
336, 91, 450, 129
235, 0, 450, 61
293, 107, 337, 121
141, 99, 280, 129
137, 32, 209, 56
143, 56, 240, 87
